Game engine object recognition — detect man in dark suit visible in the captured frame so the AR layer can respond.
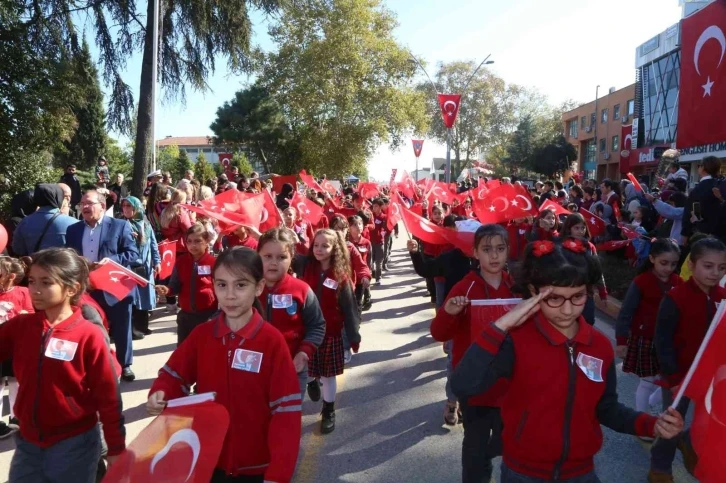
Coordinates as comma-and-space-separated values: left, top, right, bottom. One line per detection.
681, 156, 722, 243
66, 189, 140, 381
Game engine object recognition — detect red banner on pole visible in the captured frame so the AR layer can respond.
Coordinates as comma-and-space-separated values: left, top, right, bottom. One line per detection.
412, 139, 424, 158
619, 124, 632, 174
437, 94, 462, 129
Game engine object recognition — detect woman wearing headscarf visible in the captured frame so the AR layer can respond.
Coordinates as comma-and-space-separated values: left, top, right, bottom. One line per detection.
2, 190, 35, 256
122, 196, 161, 339
11, 184, 77, 255
276, 182, 295, 210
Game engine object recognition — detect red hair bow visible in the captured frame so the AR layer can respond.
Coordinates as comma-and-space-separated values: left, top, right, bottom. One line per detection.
563, 238, 586, 254
532, 240, 555, 257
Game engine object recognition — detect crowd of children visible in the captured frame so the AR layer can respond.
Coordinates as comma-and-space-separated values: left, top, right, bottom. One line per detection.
0, 167, 721, 483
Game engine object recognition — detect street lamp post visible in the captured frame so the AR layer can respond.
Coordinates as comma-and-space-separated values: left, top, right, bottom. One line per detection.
409, 55, 493, 184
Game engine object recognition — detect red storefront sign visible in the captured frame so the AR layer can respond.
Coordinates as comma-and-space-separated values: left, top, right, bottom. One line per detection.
629, 145, 670, 168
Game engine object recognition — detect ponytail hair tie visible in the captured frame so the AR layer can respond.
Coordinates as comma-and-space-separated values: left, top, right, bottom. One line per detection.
563, 238, 586, 254
532, 240, 556, 257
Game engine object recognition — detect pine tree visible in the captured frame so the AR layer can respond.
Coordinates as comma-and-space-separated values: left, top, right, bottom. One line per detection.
58, 40, 107, 170
176, 150, 193, 182
231, 152, 254, 177
194, 153, 216, 185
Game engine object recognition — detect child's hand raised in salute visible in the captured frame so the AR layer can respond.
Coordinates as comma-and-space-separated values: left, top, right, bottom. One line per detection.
493, 288, 552, 333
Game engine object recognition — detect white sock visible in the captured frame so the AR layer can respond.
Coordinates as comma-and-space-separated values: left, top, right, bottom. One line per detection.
320, 376, 337, 403
635, 378, 658, 412
7, 379, 18, 418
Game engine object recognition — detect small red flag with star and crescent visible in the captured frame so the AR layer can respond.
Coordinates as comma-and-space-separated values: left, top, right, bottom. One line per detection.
157, 241, 177, 280
438, 94, 462, 129
90, 260, 147, 300
580, 208, 608, 238
291, 192, 324, 225
473, 184, 539, 224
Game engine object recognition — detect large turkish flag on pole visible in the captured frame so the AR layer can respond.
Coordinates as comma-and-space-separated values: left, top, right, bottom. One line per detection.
438, 94, 462, 129
677, 1, 726, 148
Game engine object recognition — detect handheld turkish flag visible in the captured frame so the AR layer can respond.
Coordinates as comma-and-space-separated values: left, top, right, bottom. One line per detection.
540, 199, 572, 217
400, 204, 449, 245
185, 190, 264, 234
320, 179, 338, 196
425, 181, 455, 205
387, 196, 404, 232
473, 184, 539, 224
291, 192, 324, 225
580, 208, 607, 238
596, 239, 631, 252
259, 190, 283, 232
412, 139, 424, 157
90, 260, 147, 300
104, 395, 229, 483
218, 153, 232, 169
358, 182, 381, 200
626, 173, 644, 192
157, 241, 177, 280
677, 0, 726, 149
397, 171, 416, 200
470, 299, 522, 342
298, 170, 326, 194
438, 94, 462, 129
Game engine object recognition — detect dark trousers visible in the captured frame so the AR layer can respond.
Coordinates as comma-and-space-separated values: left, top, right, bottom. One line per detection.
500, 463, 601, 483
460, 402, 502, 483
426, 277, 436, 302
210, 470, 264, 482
383, 234, 393, 266
372, 243, 384, 280
9, 426, 101, 483
132, 307, 150, 333
650, 389, 691, 473
177, 309, 217, 345
91, 291, 133, 368
354, 283, 371, 308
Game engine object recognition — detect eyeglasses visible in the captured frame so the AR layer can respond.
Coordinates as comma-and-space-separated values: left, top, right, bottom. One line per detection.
542, 292, 588, 308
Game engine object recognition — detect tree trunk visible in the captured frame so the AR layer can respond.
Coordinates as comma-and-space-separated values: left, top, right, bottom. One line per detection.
130, 0, 156, 198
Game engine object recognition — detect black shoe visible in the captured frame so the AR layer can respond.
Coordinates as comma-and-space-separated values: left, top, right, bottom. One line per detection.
141, 328, 153, 335
307, 380, 321, 402
321, 401, 336, 434
0, 422, 16, 439
362, 300, 372, 311
121, 367, 136, 382
96, 458, 107, 482
382, 265, 389, 271
132, 330, 145, 341
8, 417, 19, 430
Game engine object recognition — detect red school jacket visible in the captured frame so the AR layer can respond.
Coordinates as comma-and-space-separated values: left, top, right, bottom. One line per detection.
431, 270, 514, 407
347, 241, 372, 285
454, 315, 656, 480
369, 213, 388, 245
259, 273, 326, 359
349, 235, 372, 267
167, 252, 218, 313
150, 311, 301, 482
0, 309, 126, 455
0, 286, 34, 323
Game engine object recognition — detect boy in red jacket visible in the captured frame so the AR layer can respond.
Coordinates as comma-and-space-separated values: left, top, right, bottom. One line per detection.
156, 224, 218, 345
370, 199, 387, 285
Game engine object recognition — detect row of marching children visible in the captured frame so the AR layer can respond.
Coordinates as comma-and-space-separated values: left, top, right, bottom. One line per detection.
405, 193, 724, 483
0, 181, 408, 482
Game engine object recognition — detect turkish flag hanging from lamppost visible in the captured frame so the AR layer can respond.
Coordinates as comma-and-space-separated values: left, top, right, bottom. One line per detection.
437, 94, 462, 129
677, 0, 726, 148
412, 139, 424, 157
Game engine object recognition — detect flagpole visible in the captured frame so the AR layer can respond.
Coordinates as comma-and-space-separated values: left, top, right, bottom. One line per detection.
151, 0, 160, 171
415, 155, 419, 182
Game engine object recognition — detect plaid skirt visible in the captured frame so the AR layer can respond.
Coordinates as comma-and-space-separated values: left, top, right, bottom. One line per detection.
308, 335, 344, 378
622, 336, 659, 378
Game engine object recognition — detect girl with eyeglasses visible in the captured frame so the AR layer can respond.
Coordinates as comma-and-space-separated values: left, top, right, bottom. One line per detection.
451, 239, 685, 483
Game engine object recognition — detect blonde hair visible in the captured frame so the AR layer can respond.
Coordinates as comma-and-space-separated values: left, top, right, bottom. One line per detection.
199, 186, 214, 201
160, 189, 187, 228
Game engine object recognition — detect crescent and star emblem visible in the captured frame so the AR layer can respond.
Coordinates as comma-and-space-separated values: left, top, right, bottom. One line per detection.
477, 188, 488, 200
443, 100, 458, 116
259, 207, 269, 224
297, 202, 310, 216
694, 25, 726, 97
162, 250, 173, 267
513, 194, 533, 212
624, 134, 632, 148
108, 271, 127, 283
149, 428, 201, 481
488, 196, 509, 213
419, 219, 436, 233
391, 203, 400, 216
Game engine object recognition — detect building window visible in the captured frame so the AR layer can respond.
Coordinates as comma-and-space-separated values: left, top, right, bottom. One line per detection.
612, 135, 619, 152
568, 120, 578, 138
585, 140, 596, 165
590, 113, 596, 126
599, 138, 606, 152
581, 116, 586, 129
601, 108, 608, 123
613, 104, 621, 120
627, 99, 635, 115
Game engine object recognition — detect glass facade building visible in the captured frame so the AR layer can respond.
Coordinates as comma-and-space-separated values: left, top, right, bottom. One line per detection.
640, 51, 680, 147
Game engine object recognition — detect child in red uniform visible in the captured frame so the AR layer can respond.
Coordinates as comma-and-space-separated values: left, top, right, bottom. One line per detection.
616, 239, 682, 418
370, 199, 388, 285
432, 224, 515, 482
452, 239, 684, 483
348, 215, 373, 311
0, 248, 125, 483
257, 228, 326, 398
330, 215, 372, 299
224, 225, 259, 250
650, 237, 726, 482
526, 209, 559, 242
297, 229, 361, 434
0, 257, 33, 438
156, 224, 218, 345
147, 247, 301, 483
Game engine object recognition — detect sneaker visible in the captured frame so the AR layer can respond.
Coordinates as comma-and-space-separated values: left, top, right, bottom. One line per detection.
443, 401, 459, 426
0, 422, 15, 439
678, 439, 698, 476
8, 417, 19, 429
375, 279, 381, 286
307, 380, 321, 402
321, 401, 336, 434
647, 470, 674, 483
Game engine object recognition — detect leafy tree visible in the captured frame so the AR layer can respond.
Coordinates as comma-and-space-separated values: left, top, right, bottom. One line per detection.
211, 85, 301, 175
55, 40, 107, 170
418, 60, 524, 176
506, 115, 537, 172
231, 152, 254, 177
0, 0, 282, 198
176, 150, 194, 182
257, 0, 429, 177
194, 153, 216, 185
157, 145, 181, 179
0, 153, 62, 218
531, 134, 578, 178
104, 137, 133, 179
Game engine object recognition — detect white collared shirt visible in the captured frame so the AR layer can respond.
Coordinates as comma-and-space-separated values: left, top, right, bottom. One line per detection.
82, 214, 104, 262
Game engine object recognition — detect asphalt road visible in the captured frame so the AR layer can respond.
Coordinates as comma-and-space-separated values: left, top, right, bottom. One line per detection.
0, 236, 698, 483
